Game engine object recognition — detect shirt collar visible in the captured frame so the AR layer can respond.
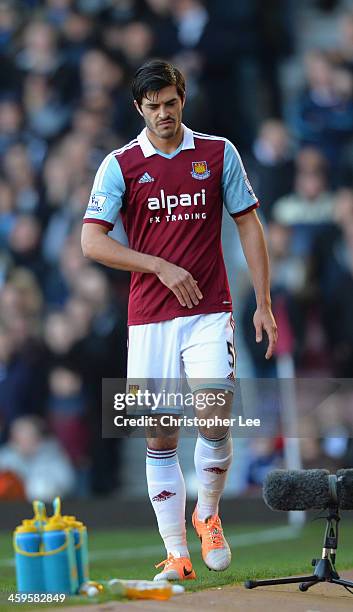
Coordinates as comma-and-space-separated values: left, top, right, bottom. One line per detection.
137, 124, 195, 158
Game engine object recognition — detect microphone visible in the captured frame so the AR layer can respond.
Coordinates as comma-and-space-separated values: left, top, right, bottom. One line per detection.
245, 468, 353, 592
263, 469, 353, 511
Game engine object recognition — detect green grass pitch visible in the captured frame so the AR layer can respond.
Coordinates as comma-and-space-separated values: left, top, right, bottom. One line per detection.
1, 519, 353, 608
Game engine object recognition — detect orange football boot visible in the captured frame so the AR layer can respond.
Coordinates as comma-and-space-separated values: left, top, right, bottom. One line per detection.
154, 553, 196, 581
192, 507, 231, 571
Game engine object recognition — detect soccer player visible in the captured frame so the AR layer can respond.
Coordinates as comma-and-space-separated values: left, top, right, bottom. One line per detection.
81, 60, 277, 581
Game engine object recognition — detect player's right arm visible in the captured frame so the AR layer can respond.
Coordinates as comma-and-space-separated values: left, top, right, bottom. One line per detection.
81, 224, 201, 308
81, 153, 202, 308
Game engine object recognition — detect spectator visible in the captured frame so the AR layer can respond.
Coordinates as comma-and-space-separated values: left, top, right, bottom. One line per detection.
3, 143, 41, 214
311, 187, 353, 302
246, 438, 283, 488
143, 0, 180, 58
241, 221, 306, 376
42, 181, 90, 266
47, 367, 90, 475
43, 310, 78, 362
61, 8, 95, 67
22, 73, 71, 139
289, 50, 353, 169
0, 415, 75, 501
15, 19, 77, 102
319, 204, 353, 376
0, 1, 21, 53
172, 0, 209, 50
0, 96, 47, 170
8, 215, 46, 284
79, 47, 124, 98
118, 21, 154, 70
246, 119, 295, 221
44, 233, 88, 306
272, 148, 334, 256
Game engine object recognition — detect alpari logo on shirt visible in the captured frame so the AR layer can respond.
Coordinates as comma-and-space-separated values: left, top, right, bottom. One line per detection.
191, 161, 210, 180
87, 194, 106, 213
147, 189, 206, 215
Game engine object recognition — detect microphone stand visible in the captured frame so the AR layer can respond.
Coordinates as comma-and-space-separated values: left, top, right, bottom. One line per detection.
245, 506, 353, 592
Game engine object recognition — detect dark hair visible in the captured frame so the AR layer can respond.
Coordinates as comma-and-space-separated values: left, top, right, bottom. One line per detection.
132, 59, 185, 107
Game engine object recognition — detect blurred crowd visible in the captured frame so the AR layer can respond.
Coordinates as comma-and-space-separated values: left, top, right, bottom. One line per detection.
0, 0, 353, 499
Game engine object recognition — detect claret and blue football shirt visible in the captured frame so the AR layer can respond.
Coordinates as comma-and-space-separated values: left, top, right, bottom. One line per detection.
83, 124, 258, 325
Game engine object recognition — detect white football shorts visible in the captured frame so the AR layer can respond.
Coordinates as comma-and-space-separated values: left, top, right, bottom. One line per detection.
127, 312, 236, 413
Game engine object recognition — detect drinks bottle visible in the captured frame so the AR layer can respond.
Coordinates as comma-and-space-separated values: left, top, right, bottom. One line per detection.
80, 578, 184, 600
14, 499, 49, 593
14, 520, 45, 593
62, 514, 89, 588
42, 500, 78, 594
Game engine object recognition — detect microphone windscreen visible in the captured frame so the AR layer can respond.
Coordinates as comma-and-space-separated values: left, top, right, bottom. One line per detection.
337, 468, 353, 510
263, 469, 331, 511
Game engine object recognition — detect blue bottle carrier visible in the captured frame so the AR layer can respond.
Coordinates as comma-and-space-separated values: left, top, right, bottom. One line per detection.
14, 498, 89, 594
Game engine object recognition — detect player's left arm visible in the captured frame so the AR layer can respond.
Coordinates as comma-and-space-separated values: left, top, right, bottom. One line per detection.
221, 139, 277, 359
233, 210, 278, 359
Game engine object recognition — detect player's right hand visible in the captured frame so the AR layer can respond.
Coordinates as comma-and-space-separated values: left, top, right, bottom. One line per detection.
155, 259, 203, 308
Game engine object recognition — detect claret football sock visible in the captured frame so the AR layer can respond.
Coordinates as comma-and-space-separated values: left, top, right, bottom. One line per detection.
146, 447, 189, 558
194, 432, 233, 521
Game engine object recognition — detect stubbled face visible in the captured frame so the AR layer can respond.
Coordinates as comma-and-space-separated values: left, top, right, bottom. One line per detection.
135, 85, 185, 140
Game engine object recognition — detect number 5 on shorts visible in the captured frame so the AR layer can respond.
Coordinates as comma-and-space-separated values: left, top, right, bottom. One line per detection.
227, 341, 236, 370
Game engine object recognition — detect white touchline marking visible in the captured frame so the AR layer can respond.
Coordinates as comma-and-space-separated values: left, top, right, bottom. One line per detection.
0, 525, 300, 567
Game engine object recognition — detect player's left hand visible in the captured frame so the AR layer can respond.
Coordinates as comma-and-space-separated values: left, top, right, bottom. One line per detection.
253, 306, 278, 360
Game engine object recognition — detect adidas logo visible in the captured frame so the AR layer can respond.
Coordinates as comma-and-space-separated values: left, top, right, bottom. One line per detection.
138, 172, 155, 183
203, 467, 227, 474
152, 490, 176, 502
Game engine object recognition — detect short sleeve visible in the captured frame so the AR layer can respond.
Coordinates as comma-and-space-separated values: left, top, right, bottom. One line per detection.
222, 140, 259, 217
83, 153, 125, 230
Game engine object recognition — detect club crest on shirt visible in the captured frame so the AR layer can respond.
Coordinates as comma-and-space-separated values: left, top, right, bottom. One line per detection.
191, 161, 210, 180
87, 194, 106, 213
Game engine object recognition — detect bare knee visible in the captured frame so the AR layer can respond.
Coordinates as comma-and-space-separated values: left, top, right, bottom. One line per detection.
147, 434, 179, 451
194, 388, 233, 440
146, 417, 180, 450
